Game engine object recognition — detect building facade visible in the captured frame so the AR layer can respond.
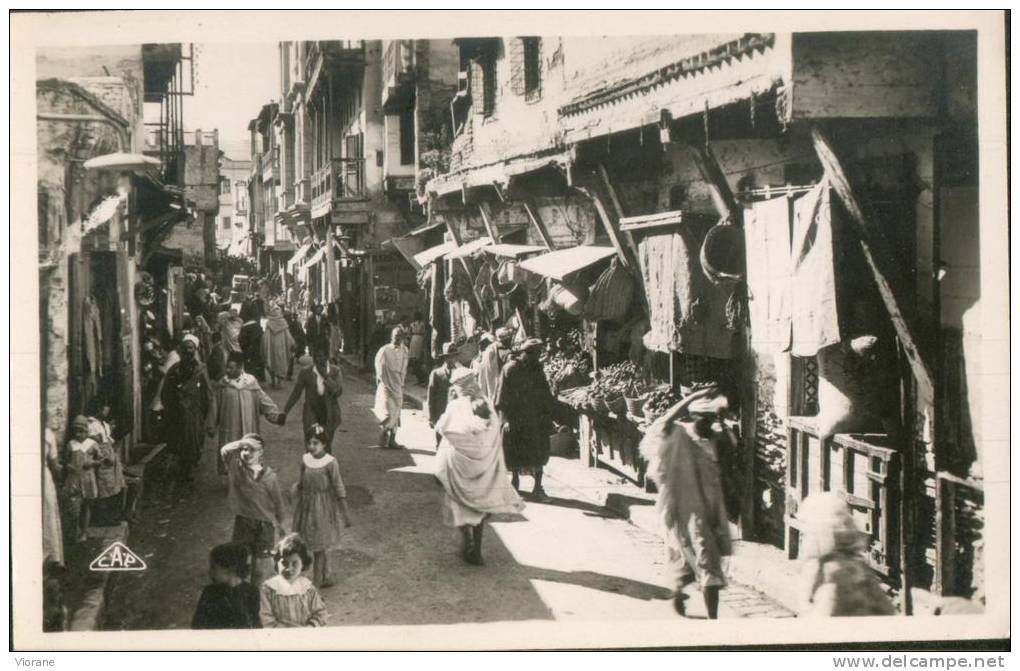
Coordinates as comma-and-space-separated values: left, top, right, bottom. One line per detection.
36, 42, 192, 461
261, 40, 458, 363
417, 33, 985, 605
216, 156, 252, 252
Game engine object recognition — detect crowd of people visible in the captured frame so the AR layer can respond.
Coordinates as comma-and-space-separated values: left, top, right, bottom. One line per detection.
45, 270, 894, 629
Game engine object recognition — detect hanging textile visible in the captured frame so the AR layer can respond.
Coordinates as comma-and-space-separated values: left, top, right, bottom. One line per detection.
83, 294, 104, 401
638, 225, 734, 359
584, 257, 634, 322
790, 182, 841, 357
743, 195, 792, 353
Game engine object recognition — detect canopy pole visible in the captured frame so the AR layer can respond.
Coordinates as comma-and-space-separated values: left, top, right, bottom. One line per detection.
686, 142, 740, 224
522, 199, 554, 250
477, 201, 501, 244
810, 125, 935, 406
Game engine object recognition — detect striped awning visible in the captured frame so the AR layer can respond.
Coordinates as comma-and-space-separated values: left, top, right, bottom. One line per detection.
286, 241, 315, 271
518, 245, 617, 281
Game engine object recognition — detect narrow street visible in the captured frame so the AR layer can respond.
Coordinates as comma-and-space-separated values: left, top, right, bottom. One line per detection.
104, 367, 790, 630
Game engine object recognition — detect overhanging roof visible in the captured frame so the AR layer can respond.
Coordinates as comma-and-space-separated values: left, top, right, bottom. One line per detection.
445, 236, 493, 260
483, 243, 548, 259
518, 245, 617, 281
413, 240, 458, 267
427, 150, 573, 198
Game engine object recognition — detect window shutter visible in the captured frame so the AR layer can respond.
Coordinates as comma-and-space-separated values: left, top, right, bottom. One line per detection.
471, 59, 485, 117
509, 38, 526, 96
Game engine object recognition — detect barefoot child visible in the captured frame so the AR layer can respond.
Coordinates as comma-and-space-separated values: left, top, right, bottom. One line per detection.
293, 424, 352, 588
797, 492, 896, 617
220, 434, 287, 584
259, 533, 328, 627
62, 416, 100, 542
192, 542, 261, 629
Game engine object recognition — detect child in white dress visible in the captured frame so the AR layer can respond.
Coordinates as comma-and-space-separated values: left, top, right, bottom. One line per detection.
259, 533, 328, 627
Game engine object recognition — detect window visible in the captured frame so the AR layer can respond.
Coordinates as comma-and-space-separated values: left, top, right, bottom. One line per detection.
523, 37, 541, 100
475, 53, 497, 118
220, 178, 230, 195
510, 37, 542, 102
399, 99, 416, 165
221, 217, 231, 230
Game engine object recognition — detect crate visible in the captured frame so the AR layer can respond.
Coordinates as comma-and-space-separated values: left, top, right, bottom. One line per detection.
785, 416, 900, 577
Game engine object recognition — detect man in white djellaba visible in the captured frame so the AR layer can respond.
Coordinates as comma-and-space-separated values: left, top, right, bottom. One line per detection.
372, 327, 409, 449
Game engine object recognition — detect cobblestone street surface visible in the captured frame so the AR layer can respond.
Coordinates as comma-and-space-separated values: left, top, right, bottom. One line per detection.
104, 368, 792, 631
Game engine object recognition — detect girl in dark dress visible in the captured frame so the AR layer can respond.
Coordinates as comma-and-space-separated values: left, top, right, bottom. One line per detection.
192, 542, 261, 629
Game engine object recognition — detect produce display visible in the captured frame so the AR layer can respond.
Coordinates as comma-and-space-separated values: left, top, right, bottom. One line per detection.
542, 329, 591, 394
642, 385, 683, 423
587, 361, 648, 401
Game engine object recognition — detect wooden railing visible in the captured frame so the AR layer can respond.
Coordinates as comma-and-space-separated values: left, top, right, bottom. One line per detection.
311, 158, 367, 215
935, 472, 983, 597
785, 416, 900, 577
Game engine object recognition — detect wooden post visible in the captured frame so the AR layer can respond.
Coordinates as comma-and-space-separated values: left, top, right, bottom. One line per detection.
581, 185, 632, 271
477, 201, 501, 244
439, 198, 487, 331
596, 163, 641, 262
810, 126, 935, 407
522, 199, 555, 250
686, 142, 740, 223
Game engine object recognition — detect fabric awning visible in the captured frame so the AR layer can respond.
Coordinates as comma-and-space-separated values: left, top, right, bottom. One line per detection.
286, 241, 314, 271
518, 245, 617, 281
445, 237, 493, 260
384, 236, 426, 271
304, 238, 348, 268
483, 243, 548, 259
413, 240, 458, 267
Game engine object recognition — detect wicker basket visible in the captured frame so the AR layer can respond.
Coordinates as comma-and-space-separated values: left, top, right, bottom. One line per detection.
549, 431, 577, 457
624, 396, 646, 418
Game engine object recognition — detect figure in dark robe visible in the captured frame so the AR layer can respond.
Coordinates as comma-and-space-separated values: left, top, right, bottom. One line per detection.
162, 334, 212, 482
239, 302, 266, 382
494, 338, 553, 500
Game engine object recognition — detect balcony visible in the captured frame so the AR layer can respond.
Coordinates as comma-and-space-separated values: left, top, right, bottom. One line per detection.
382, 40, 415, 113
305, 40, 366, 97
310, 158, 367, 220
294, 178, 311, 206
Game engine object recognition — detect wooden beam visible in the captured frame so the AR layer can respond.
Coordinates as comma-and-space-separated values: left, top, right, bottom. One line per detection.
477, 201, 501, 244
597, 163, 642, 263
522, 199, 555, 250
810, 125, 935, 407
580, 186, 631, 271
686, 142, 740, 223
435, 196, 488, 330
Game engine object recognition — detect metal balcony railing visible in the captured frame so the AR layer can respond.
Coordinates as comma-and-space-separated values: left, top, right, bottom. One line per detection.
311, 157, 367, 213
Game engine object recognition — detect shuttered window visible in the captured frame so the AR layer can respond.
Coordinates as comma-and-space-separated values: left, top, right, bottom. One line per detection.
510, 37, 541, 101
523, 37, 542, 101
399, 95, 416, 165
481, 54, 497, 117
